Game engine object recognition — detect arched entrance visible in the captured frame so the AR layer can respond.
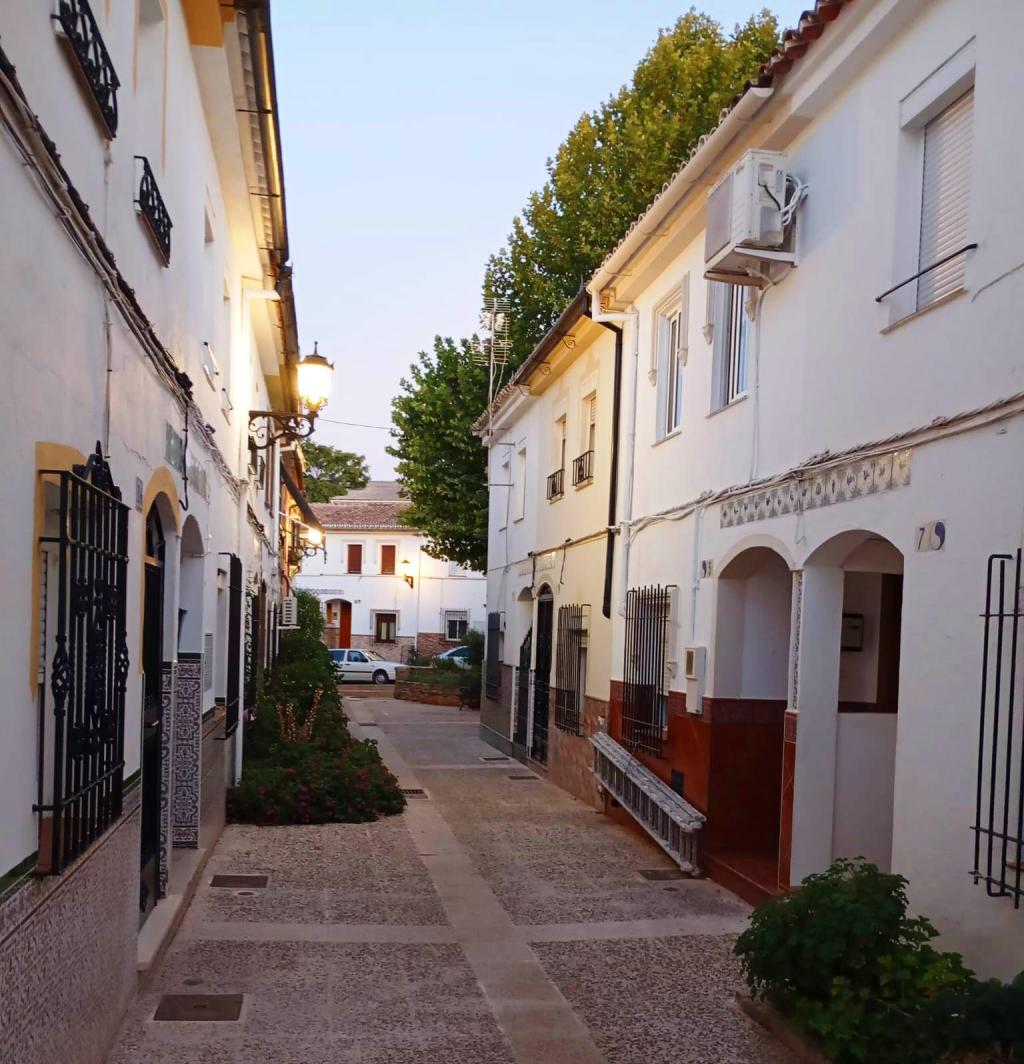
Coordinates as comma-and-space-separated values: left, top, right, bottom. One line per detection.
532, 585, 554, 765
324, 597, 352, 649
140, 502, 166, 923
513, 588, 533, 749
708, 546, 792, 897
800, 531, 904, 874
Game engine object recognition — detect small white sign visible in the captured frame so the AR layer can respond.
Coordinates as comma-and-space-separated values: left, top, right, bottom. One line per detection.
915, 520, 947, 553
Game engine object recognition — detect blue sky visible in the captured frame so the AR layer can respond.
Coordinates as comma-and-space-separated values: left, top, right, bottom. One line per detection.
274, 2, 805, 478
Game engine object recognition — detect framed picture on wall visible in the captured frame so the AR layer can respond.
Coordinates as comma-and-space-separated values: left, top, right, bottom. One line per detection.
841, 612, 865, 652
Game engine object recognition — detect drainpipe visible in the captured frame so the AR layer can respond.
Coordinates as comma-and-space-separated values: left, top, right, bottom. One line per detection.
588, 293, 639, 617
584, 298, 622, 619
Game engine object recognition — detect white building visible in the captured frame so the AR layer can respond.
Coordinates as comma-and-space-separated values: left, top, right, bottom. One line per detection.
480, 0, 1024, 979
297, 482, 487, 660
0, 3, 314, 1062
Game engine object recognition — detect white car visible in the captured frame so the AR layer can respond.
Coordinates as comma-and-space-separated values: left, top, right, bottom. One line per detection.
435, 646, 472, 668
329, 649, 400, 684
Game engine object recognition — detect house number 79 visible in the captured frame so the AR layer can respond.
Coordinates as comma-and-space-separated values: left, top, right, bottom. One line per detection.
915, 520, 946, 553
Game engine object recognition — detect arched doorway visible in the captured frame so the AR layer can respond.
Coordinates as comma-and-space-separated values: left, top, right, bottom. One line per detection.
513, 588, 533, 749
708, 546, 792, 895
532, 585, 554, 764
140, 502, 166, 923
178, 516, 204, 654
803, 531, 904, 873
324, 598, 352, 649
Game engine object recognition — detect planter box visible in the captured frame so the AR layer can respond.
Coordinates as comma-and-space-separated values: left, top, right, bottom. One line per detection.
735, 995, 827, 1063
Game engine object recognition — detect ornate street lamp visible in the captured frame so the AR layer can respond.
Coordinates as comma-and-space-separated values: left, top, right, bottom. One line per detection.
249, 342, 334, 449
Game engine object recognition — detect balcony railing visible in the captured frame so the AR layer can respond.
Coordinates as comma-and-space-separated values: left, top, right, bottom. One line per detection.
135, 156, 172, 265
546, 468, 564, 501
572, 450, 594, 486
54, 0, 120, 137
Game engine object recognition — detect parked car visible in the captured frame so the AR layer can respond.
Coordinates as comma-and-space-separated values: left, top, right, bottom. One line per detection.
329, 648, 401, 684
435, 645, 471, 668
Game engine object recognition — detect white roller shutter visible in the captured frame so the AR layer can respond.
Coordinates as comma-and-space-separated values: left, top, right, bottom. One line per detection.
917, 88, 974, 309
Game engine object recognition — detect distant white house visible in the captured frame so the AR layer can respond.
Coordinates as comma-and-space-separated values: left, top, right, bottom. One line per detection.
297, 482, 486, 660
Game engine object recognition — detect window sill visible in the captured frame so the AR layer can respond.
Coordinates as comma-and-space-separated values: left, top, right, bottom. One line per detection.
707, 393, 748, 420
653, 427, 682, 448
547, 494, 564, 504
573, 477, 594, 491
880, 286, 965, 335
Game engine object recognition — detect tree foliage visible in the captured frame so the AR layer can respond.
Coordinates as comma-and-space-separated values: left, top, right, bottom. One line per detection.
485, 10, 779, 364
302, 441, 370, 503
393, 9, 780, 562
388, 337, 489, 570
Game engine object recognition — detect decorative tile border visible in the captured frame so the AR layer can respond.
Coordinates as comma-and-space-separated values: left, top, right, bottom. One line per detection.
720, 449, 912, 528
158, 662, 176, 898
172, 655, 202, 847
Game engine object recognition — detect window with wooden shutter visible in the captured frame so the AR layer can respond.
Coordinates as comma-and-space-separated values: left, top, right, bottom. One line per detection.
347, 543, 363, 574
917, 89, 973, 310
374, 612, 397, 643
380, 544, 396, 574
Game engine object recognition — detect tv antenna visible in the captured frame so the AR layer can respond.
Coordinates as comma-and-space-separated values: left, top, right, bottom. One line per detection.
475, 296, 511, 439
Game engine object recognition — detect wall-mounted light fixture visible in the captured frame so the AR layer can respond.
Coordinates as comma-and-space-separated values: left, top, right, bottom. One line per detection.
401, 558, 414, 589
249, 342, 334, 449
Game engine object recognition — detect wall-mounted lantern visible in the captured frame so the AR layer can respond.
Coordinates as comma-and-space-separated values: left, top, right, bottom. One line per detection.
249, 342, 334, 449
402, 558, 414, 589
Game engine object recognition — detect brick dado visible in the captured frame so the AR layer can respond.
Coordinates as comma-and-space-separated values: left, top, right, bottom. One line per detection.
416, 631, 462, 659
547, 695, 607, 811
349, 634, 415, 660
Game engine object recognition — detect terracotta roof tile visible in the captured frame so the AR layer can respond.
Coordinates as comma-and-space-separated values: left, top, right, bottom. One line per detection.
311, 499, 415, 532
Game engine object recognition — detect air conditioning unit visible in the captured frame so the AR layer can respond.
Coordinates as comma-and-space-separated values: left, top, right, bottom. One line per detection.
279, 595, 299, 629
683, 646, 706, 716
704, 150, 796, 283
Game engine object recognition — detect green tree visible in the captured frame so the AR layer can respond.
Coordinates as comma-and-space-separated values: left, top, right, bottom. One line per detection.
302, 441, 370, 503
485, 9, 779, 364
388, 337, 489, 571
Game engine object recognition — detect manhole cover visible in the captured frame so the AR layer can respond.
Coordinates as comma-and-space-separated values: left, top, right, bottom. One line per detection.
357, 721, 377, 726
508, 774, 539, 781
401, 788, 428, 798
638, 869, 685, 881
480, 755, 509, 762
154, 994, 243, 1022
235, 890, 257, 897
210, 874, 268, 889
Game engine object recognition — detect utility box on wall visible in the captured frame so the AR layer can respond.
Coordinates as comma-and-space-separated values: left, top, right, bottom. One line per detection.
684, 645, 706, 715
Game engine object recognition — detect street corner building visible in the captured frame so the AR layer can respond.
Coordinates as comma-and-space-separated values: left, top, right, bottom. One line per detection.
477, 0, 1024, 981
0, 3, 322, 1063
295, 481, 487, 662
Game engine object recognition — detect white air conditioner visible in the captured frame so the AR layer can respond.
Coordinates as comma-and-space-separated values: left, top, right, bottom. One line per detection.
704, 150, 797, 283
683, 646, 706, 716
279, 595, 299, 629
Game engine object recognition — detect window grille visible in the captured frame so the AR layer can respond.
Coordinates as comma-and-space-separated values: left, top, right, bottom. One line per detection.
35, 445, 130, 874
621, 585, 674, 757
554, 605, 587, 735
918, 89, 974, 310
445, 610, 469, 642
546, 468, 564, 500
972, 549, 1024, 907
572, 449, 594, 486
53, 0, 120, 137
134, 156, 172, 265
485, 612, 502, 698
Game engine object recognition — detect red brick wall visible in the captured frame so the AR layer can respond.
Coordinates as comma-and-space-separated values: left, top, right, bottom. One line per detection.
349, 634, 415, 661
547, 695, 606, 810
416, 631, 463, 659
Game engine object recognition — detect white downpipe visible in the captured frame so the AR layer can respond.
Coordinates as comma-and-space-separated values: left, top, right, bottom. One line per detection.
589, 297, 639, 616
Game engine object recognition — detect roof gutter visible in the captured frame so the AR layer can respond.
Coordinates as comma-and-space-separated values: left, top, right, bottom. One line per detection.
589, 85, 774, 301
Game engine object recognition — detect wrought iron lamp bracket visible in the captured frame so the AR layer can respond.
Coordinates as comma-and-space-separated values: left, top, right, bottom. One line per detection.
248, 410, 316, 449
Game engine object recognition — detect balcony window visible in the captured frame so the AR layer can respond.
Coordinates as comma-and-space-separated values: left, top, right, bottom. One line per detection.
134, 156, 172, 265
54, 0, 120, 137
572, 449, 593, 487
546, 468, 564, 501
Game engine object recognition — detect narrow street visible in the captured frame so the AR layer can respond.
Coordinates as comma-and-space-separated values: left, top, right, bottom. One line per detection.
108, 696, 792, 1064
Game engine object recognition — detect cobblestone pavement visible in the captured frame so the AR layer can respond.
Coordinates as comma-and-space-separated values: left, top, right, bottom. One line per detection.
108, 697, 792, 1064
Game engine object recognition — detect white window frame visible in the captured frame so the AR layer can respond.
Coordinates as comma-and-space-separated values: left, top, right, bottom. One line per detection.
654, 275, 689, 441
584, 392, 597, 455
710, 282, 748, 412
373, 610, 398, 644
887, 40, 976, 326
444, 609, 470, 642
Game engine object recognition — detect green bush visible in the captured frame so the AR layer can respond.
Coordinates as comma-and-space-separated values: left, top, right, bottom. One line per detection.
734, 860, 976, 1063
230, 590, 405, 825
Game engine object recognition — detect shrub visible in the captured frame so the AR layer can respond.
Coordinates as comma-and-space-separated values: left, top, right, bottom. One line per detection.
735, 860, 975, 1063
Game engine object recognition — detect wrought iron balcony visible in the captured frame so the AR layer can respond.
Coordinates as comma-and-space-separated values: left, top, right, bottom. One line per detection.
546, 468, 564, 501
135, 156, 172, 265
572, 449, 594, 486
54, 0, 120, 137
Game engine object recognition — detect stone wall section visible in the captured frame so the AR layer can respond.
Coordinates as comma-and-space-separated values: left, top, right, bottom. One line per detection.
348, 633, 415, 661
0, 788, 141, 1064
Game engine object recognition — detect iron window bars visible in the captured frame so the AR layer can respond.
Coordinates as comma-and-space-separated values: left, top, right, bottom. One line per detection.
622, 585, 674, 757
546, 468, 564, 500
54, 0, 120, 137
554, 605, 587, 735
135, 156, 172, 265
36, 445, 130, 874
572, 450, 594, 486
972, 550, 1024, 907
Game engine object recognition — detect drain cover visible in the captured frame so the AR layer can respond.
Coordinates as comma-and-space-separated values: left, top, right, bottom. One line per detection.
638, 868, 685, 881
357, 721, 377, 726
480, 755, 510, 762
210, 874, 268, 889
400, 787, 428, 798
154, 994, 243, 1022
508, 774, 539, 781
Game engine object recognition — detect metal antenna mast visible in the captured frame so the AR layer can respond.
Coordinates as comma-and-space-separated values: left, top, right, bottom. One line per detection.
475, 296, 511, 439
